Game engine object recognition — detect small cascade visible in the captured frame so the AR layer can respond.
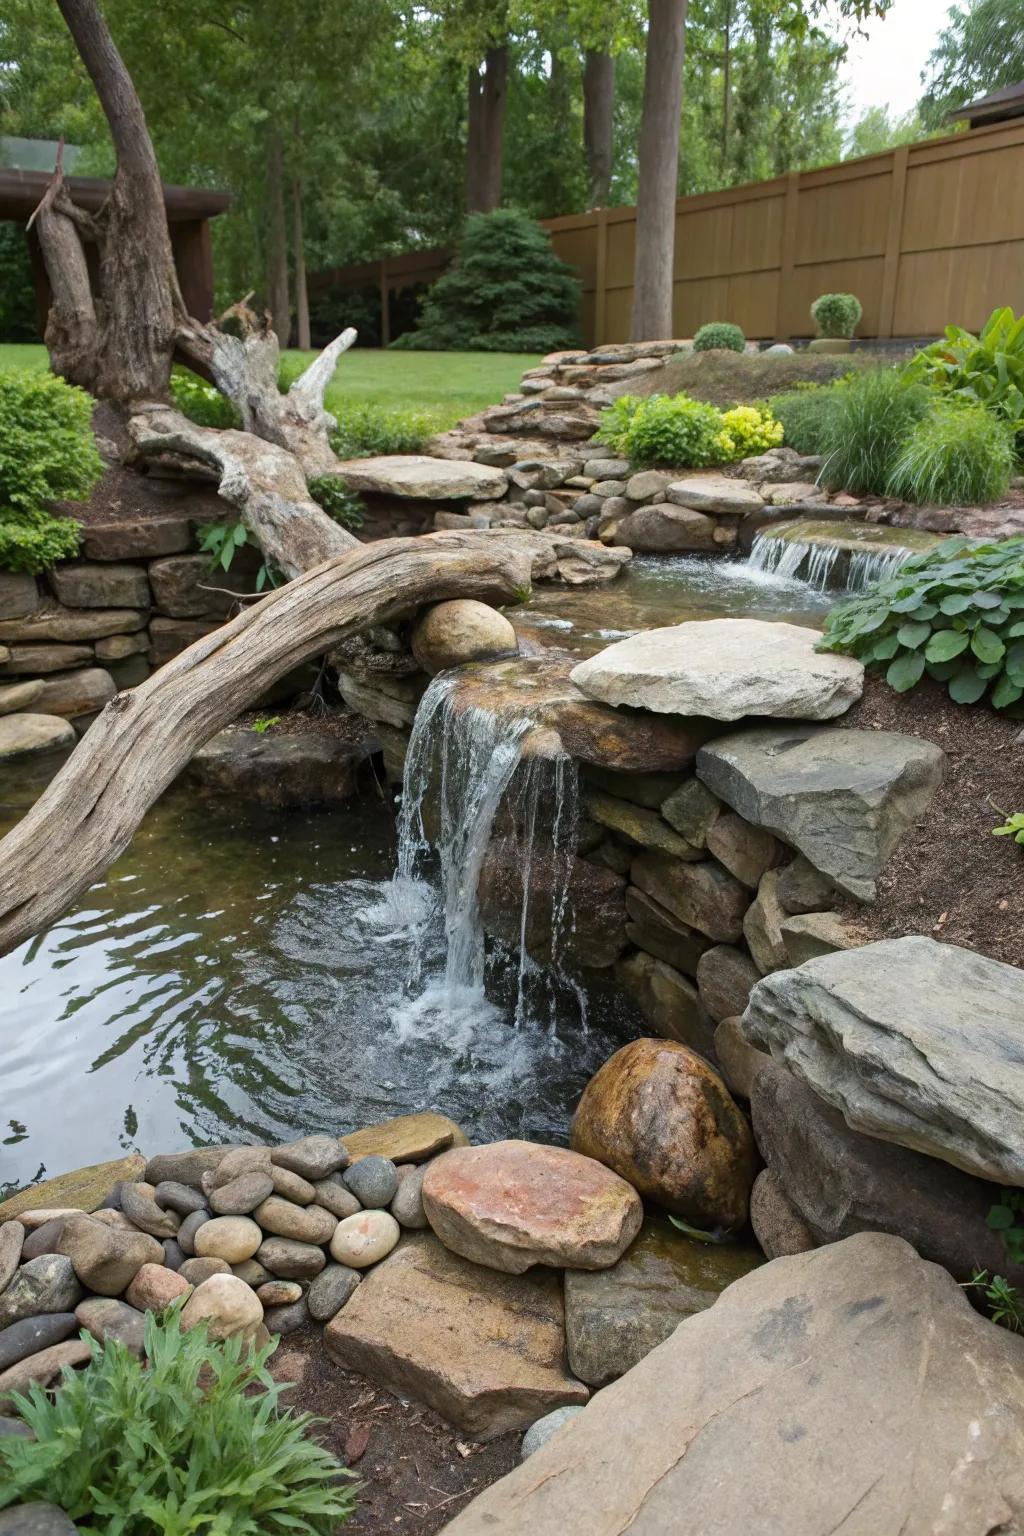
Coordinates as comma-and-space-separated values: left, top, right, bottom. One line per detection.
747, 531, 912, 593
393, 672, 582, 1029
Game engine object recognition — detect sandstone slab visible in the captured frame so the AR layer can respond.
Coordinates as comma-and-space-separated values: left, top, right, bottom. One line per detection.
743, 936, 1024, 1182
48, 562, 150, 610
571, 620, 863, 721
564, 1217, 762, 1387
442, 1233, 1024, 1536
422, 1141, 642, 1275
614, 952, 714, 1057
780, 910, 857, 964
0, 573, 40, 621
571, 1039, 755, 1230
0, 602, 147, 645
0, 713, 75, 759
666, 473, 766, 515
712, 1015, 769, 1099
324, 1233, 588, 1437
0, 643, 93, 676
623, 886, 711, 975
696, 945, 760, 1023
697, 726, 946, 901
187, 729, 375, 810
334, 455, 507, 500
630, 850, 747, 943
0, 680, 44, 715
584, 790, 700, 860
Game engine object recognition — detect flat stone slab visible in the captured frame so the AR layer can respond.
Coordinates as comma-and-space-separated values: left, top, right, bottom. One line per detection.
0, 1155, 147, 1222
324, 1233, 588, 1437
186, 727, 378, 810
341, 1112, 469, 1164
0, 713, 76, 760
334, 455, 507, 500
422, 1140, 643, 1274
666, 473, 766, 515
564, 1217, 762, 1387
697, 725, 945, 901
570, 620, 863, 721
442, 1233, 1024, 1536
743, 936, 1024, 1184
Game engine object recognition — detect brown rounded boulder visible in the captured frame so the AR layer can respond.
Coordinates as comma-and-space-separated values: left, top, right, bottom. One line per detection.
422, 1140, 643, 1274
411, 600, 517, 675
570, 1039, 755, 1231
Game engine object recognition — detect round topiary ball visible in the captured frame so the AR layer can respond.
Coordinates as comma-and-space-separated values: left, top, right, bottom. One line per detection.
693, 321, 746, 353
810, 292, 862, 339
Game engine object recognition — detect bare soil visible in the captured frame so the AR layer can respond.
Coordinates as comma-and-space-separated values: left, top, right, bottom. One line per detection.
839, 673, 1024, 968
270, 1328, 518, 1534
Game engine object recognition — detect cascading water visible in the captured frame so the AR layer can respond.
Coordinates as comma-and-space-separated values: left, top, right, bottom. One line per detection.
747, 532, 911, 593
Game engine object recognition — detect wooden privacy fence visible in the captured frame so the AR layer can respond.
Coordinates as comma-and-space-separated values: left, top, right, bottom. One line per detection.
311, 117, 1024, 348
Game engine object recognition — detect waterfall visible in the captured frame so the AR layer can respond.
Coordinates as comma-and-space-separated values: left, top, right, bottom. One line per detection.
748, 532, 911, 593
393, 672, 582, 1029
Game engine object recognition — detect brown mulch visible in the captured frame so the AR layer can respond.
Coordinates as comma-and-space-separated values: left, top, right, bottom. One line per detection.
232, 706, 378, 743
270, 1329, 518, 1534
837, 673, 1024, 968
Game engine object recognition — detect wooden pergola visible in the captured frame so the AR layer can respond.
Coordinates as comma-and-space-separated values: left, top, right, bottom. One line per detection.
0, 168, 231, 326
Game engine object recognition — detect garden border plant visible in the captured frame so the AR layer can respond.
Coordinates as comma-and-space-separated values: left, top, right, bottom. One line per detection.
693, 322, 745, 354
811, 292, 862, 340
594, 391, 781, 468
0, 369, 103, 575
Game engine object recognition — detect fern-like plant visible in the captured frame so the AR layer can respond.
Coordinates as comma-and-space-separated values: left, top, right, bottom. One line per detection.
0, 1308, 357, 1534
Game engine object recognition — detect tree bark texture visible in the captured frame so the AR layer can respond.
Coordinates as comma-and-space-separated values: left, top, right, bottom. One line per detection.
266, 127, 291, 346
0, 534, 535, 959
583, 50, 616, 208
292, 169, 311, 352
465, 45, 508, 213
631, 0, 688, 342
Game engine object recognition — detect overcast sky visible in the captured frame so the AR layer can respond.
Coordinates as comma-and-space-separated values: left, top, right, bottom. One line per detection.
837, 0, 956, 123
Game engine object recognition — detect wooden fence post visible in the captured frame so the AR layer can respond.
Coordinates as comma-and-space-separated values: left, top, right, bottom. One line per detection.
878, 146, 910, 340
379, 256, 390, 348
594, 209, 608, 347
775, 172, 800, 342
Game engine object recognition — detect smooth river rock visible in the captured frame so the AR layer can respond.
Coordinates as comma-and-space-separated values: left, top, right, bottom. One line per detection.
342, 1156, 399, 1210
324, 1233, 588, 1438
0, 1256, 82, 1328
564, 1217, 762, 1387
630, 850, 748, 944
56, 1214, 163, 1296
74, 1297, 147, 1353
422, 1141, 643, 1275
441, 1233, 1024, 1536
0, 1313, 78, 1373
570, 620, 864, 721
0, 713, 76, 759
180, 1274, 264, 1341
253, 1196, 336, 1245
0, 1507, 79, 1535
329, 1211, 401, 1269
0, 1341, 92, 1410
743, 936, 1024, 1183
193, 1216, 263, 1264
411, 599, 517, 674
697, 726, 946, 902
571, 1039, 755, 1230
271, 1135, 348, 1180
333, 455, 507, 500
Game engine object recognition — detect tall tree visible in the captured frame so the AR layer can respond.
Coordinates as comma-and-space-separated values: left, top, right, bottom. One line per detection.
466, 45, 509, 211
583, 48, 616, 204
919, 0, 1024, 128
266, 126, 291, 345
631, 0, 688, 340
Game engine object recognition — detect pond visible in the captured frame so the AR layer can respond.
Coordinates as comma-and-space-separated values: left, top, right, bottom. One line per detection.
0, 551, 839, 1198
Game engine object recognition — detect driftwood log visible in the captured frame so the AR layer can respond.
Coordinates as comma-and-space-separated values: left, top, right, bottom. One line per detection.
0, 535, 533, 958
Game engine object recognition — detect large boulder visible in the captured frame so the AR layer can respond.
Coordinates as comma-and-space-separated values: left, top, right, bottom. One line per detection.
186, 728, 377, 810
332, 455, 507, 500
570, 621, 863, 721
564, 1217, 762, 1387
324, 1233, 588, 1437
421, 1140, 643, 1274
608, 504, 718, 552
411, 600, 517, 674
744, 938, 1024, 1184
697, 726, 945, 901
750, 1061, 1024, 1283
570, 1039, 755, 1230
441, 1233, 1024, 1536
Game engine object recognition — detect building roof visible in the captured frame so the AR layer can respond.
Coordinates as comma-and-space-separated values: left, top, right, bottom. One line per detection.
0, 137, 84, 173
0, 167, 231, 224
947, 80, 1024, 127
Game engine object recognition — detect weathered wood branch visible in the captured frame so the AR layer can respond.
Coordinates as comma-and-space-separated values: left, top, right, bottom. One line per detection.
127, 404, 358, 579
0, 535, 534, 958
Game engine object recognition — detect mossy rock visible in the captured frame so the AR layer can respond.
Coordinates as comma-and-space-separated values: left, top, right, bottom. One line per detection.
0, 1154, 147, 1220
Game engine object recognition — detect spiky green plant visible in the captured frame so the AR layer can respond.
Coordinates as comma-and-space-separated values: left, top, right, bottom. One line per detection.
886, 402, 1015, 506
0, 1308, 357, 1535
817, 368, 931, 494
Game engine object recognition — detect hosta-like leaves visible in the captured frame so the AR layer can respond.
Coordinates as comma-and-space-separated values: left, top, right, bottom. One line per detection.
886, 649, 926, 691
949, 665, 988, 704
925, 629, 970, 663
896, 620, 931, 649
972, 626, 1006, 663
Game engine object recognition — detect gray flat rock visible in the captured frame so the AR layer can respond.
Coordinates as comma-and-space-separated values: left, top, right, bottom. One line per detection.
0, 714, 76, 760
333, 455, 507, 500
743, 937, 1024, 1183
697, 725, 945, 901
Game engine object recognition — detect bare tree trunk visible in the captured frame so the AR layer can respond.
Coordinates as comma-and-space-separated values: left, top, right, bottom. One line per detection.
721, 0, 732, 180
465, 45, 508, 213
583, 50, 615, 208
292, 169, 311, 352
0, 535, 534, 958
631, 0, 688, 342
266, 127, 291, 346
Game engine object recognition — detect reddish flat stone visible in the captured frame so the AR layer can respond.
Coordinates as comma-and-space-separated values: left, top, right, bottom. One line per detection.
422, 1139, 643, 1275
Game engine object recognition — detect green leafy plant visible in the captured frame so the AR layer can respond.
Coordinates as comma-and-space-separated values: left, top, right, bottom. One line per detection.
197, 521, 282, 594
307, 476, 366, 530
766, 383, 839, 454
818, 534, 1024, 712
817, 368, 931, 494
0, 507, 82, 574
886, 401, 1015, 506
966, 1270, 1024, 1333
594, 392, 727, 468
0, 1308, 357, 1533
250, 715, 280, 734
811, 292, 862, 339
987, 1191, 1024, 1264
395, 209, 580, 353
170, 369, 240, 429
0, 369, 103, 512
903, 305, 1024, 444
693, 322, 745, 354
327, 403, 437, 460
717, 404, 784, 458
992, 809, 1024, 845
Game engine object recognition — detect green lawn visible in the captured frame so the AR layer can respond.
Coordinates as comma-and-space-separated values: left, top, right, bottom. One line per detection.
0, 343, 541, 435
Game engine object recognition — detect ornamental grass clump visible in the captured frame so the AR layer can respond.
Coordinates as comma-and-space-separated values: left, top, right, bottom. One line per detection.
817, 367, 931, 495
0, 1307, 358, 1534
766, 384, 839, 455
818, 534, 1024, 712
886, 402, 1015, 507
0, 369, 102, 574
